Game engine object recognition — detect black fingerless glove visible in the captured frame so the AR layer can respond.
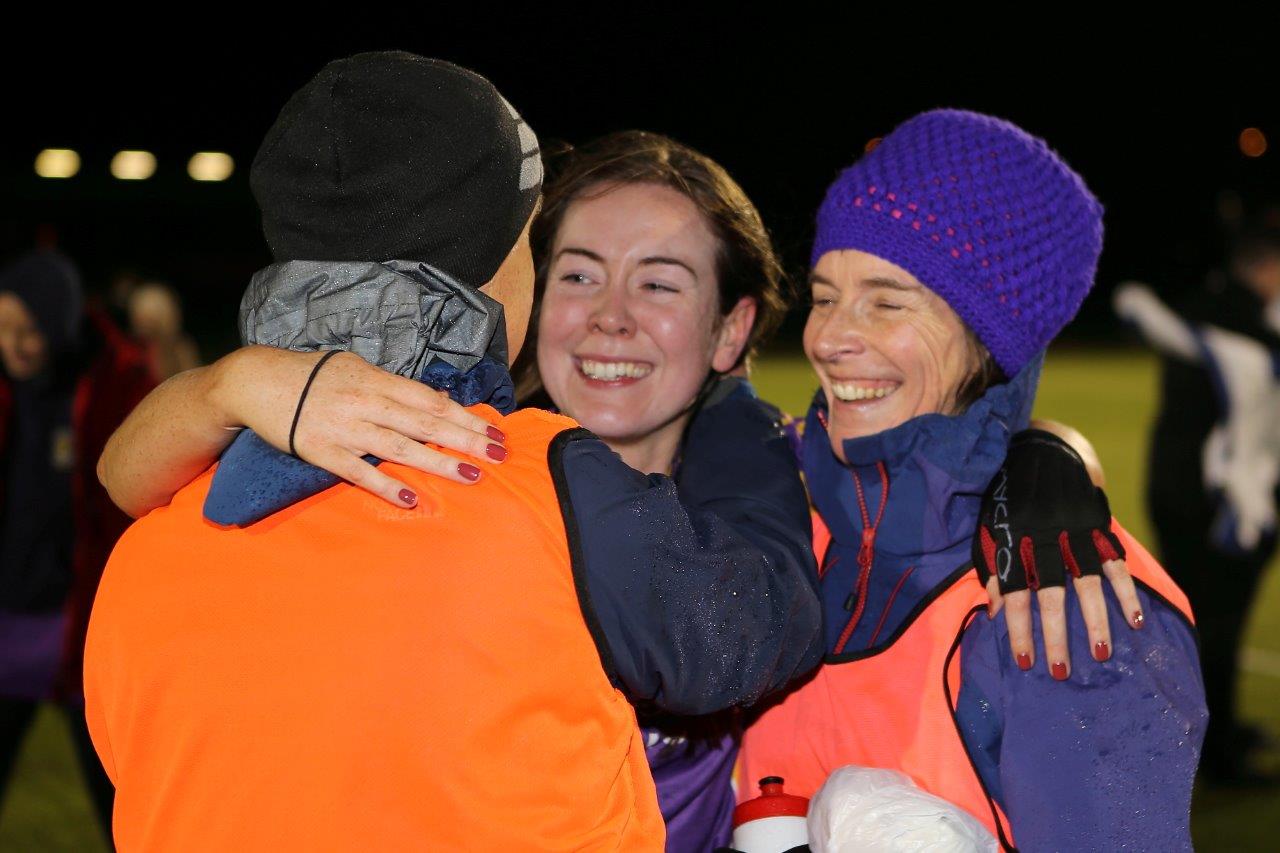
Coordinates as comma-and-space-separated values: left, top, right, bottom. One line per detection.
972, 429, 1125, 594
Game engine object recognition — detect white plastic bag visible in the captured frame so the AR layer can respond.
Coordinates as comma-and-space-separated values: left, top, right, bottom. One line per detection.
807, 766, 997, 853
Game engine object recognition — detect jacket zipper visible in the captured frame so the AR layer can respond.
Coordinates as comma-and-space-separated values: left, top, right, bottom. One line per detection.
833, 460, 890, 655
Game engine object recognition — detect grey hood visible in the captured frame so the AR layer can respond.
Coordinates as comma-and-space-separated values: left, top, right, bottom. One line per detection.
238, 259, 507, 377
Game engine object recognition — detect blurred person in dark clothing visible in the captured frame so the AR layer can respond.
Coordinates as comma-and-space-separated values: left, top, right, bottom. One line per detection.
1115, 223, 1280, 785
0, 250, 155, 836
127, 282, 201, 380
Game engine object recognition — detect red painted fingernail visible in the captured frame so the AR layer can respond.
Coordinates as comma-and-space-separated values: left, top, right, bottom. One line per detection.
398, 488, 417, 507
1016, 653, 1032, 671
486, 443, 508, 462
486, 425, 505, 443
1094, 641, 1110, 662
1132, 610, 1145, 628
458, 463, 481, 482
1051, 662, 1068, 681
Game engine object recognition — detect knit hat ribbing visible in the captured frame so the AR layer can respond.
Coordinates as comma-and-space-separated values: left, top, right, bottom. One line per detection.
251, 51, 542, 288
812, 109, 1103, 377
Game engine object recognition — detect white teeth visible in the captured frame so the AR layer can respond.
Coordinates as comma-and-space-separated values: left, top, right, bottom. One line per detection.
579, 359, 653, 380
831, 382, 897, 402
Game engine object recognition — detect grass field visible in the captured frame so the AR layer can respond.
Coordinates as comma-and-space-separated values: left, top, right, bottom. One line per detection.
2, 347, 1278, 850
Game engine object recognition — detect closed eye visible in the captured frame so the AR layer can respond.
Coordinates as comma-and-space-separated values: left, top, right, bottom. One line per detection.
642, 281, 679, 293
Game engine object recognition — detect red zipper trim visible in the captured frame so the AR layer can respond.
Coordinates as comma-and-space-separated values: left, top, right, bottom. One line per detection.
833, 460, 890, 655
868, 565, 915, 648
819, 553, 840, 581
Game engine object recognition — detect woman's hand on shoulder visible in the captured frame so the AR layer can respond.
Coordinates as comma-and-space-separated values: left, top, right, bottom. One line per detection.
213, 346, 508, 506
972, 425, 1145, 680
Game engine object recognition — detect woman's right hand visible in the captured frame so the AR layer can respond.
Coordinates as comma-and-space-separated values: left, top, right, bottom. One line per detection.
213, 346, 507, 507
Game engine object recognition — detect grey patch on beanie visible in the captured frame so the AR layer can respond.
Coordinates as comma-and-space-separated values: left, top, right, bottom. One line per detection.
501, 94, 543, 192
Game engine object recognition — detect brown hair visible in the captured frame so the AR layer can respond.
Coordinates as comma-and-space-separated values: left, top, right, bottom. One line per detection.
515, 131, 787, 402
953, 330, 1004, 413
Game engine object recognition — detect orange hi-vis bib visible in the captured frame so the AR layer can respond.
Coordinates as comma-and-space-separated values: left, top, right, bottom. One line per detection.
85, 406, 663, 852
739, 516, 1193, 847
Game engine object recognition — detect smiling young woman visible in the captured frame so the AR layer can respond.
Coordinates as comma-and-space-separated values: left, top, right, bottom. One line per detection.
521, 131, 786, 475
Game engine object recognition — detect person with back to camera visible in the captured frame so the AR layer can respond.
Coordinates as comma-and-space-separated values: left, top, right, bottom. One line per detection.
84, 52, 822, 851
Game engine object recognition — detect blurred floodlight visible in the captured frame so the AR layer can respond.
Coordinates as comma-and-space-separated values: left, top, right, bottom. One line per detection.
188, 151, 235, 182
864, 137, 883, 154
1240, 128, 1268, 158
111, 150, 157, 180
35, 148, 80, 178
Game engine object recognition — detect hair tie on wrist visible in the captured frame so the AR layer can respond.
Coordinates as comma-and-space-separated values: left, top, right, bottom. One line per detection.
289, 350, 343, 458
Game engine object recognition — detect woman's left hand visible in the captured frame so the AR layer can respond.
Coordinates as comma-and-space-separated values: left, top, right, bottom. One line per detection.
972, 428, 1146, 680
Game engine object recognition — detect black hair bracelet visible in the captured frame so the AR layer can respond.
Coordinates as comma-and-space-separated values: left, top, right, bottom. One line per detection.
289, 350, 343, 457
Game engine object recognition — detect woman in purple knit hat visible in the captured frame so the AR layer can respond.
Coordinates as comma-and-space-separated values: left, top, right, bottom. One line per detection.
740, 109, 1206, 851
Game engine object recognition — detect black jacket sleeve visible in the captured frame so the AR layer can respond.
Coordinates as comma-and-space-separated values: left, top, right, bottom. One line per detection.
549, 380, 823, 716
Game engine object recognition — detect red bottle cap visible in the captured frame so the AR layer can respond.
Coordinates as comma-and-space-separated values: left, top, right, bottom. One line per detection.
732, 776, 810, 826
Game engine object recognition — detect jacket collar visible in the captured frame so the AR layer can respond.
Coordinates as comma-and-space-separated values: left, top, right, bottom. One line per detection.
801, 356, 1041, 558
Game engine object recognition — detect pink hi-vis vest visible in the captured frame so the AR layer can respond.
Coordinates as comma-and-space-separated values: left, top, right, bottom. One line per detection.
738, 516, 1194, 849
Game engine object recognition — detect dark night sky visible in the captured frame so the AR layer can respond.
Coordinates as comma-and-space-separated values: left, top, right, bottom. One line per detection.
3, 20, 1277, 353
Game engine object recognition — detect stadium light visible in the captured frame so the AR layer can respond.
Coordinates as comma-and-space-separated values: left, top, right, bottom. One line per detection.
111, 150, 157, 180
35, 148, 80, 178
188, 151, 235, 182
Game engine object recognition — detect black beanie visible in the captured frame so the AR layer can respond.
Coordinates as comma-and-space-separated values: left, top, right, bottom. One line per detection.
250, 51, 542, 287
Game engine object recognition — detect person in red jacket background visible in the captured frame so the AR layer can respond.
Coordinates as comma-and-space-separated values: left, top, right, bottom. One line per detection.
0, 249, 155, 840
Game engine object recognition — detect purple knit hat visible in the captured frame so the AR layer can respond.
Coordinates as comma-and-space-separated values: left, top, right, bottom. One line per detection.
812, 109, 1103, 377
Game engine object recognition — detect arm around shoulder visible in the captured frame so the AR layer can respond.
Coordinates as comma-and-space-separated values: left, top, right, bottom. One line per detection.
551, 389, 823, 716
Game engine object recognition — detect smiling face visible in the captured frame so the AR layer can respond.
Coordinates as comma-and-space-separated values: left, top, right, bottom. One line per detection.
804, 249, 980, 458
0, 292, 48, 380
536, 181, 754, 473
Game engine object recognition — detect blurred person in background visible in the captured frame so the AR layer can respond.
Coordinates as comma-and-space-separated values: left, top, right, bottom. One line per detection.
0, 250, 155, 840
1115, 219, 1280, 785
126, 281, 201, 380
